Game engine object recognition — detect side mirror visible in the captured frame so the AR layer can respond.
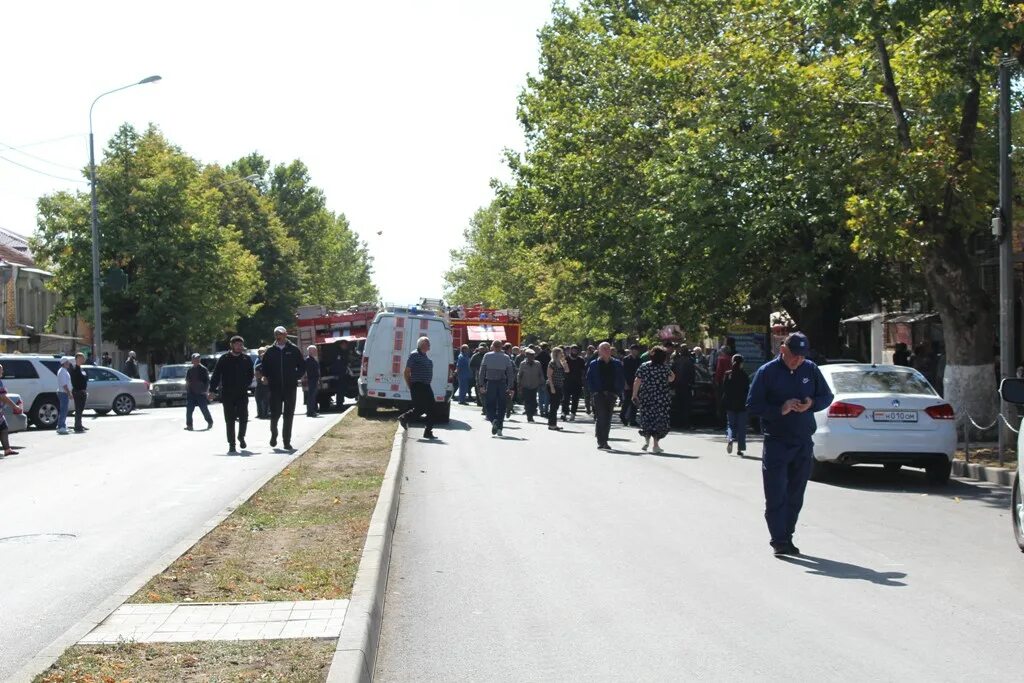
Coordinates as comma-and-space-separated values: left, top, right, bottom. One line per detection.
999, 378, 1024, 404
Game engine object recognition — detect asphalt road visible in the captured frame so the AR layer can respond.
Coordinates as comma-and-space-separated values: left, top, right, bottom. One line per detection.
377, 402, 1024, 681
0, 399, 345, 681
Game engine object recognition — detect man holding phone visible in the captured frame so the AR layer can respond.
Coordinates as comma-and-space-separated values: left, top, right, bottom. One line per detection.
746, 332, 833, 556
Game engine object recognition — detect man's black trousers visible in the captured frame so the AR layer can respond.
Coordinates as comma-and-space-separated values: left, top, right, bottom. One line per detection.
270, 386, 297, 445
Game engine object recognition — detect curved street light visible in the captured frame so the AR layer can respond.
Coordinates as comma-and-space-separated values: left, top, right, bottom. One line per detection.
88, 75, 161, 360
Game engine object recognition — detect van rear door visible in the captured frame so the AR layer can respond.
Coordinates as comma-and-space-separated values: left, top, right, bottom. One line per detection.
365, 314, 412, 401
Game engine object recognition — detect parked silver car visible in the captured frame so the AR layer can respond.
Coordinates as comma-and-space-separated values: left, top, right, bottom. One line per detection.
151, 364, 189, 407
3, 392, 28, 432
83, 366, 153, 415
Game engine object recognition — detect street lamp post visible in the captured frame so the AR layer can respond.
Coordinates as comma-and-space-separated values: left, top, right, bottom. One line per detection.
997, 58, 1016, 465
88, 75, 161, 360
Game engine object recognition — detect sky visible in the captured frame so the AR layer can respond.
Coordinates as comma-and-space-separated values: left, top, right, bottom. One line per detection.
0, 0, 559, 305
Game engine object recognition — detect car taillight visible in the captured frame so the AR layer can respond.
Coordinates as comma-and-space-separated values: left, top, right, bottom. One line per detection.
360, 356, 369, 377
828, 401, 865, 418
925, 404, 955, 420
143, 381, 150, 391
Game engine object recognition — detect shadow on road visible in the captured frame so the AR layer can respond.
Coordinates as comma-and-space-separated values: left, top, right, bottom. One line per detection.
777, 554, 908, 587
647, 451, 698, 460
441, 420, 473, 431
818, 467, 1010, 511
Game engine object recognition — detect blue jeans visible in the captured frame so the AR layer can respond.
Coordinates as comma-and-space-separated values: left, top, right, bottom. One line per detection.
485, 380, 508, 428
458, 374, 471, 403
57, 393, 69, 431
186, 392, 213, 428
538, 386, 550, 414
726, 410, 747, 450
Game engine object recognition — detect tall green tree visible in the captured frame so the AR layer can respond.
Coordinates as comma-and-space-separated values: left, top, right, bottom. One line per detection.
269, 160, 378, 306
33, 124, 262, 355
211, 161, 305, 345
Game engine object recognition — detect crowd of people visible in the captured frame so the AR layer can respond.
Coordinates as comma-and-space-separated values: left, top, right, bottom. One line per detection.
448, 337, 755, 453
403, 331, 834, 557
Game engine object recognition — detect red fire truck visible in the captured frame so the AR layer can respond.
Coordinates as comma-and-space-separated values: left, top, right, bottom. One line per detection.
296, 304, 378, 411
449, 305, 523, 349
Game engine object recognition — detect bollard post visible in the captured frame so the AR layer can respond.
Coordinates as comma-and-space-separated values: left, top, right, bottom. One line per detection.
964, 420, 970, 464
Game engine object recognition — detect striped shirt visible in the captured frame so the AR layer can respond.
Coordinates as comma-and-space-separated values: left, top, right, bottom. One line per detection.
406, 351, 433, 385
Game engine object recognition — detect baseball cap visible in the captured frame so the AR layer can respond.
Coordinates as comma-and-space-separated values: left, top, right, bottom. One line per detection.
784, 332, 810, 356
191, 352, 201, 359
273, 325, 287, 335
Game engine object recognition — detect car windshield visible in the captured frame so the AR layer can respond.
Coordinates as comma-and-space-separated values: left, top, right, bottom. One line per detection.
159, 366, 188, 380
829, 370, 936, 396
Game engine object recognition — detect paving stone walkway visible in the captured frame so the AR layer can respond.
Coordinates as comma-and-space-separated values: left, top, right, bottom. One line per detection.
79, 600, 349, 644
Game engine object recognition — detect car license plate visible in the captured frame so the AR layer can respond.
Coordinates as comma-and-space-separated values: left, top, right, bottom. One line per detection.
166, 392, 184, 399
873, 410, 918, 423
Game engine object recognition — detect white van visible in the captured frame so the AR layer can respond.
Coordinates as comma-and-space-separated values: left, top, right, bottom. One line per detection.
357, 308, 454, 422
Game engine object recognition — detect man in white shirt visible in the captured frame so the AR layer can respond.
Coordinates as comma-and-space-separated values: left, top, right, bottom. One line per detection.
56, 357, 73, 435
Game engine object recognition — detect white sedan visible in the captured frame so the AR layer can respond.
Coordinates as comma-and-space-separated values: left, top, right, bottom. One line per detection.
812, 364, 956, 483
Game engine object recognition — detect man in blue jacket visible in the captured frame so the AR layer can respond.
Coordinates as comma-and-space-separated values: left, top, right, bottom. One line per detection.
746, 332, 834, 556
456, 344, 472, 404
586, 342, 625, 450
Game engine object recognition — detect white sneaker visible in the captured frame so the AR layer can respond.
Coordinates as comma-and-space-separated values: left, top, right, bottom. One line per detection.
56, 428, 68, 435
652, 445, 664, 454
727, 440, 734, 454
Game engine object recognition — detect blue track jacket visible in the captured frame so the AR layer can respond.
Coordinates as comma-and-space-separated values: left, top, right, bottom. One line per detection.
746, 356, 833, 443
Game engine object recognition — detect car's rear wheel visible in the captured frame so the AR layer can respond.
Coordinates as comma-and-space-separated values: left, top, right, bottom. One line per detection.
1012, 472, 1024, 553
113, 394, 136, 416
926, 460, 952, 484
31, 396, 59, 430
357, 396, 376, 417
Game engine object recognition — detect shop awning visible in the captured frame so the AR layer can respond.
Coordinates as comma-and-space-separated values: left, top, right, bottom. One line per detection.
841, 313, 885, 324
885, 312, 939, 324
467, 325, 507, 342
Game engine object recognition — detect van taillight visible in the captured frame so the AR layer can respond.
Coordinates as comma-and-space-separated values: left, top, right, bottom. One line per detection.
925, 404, 955, 420
360, 356, 368, 377
827, 401, 865, 418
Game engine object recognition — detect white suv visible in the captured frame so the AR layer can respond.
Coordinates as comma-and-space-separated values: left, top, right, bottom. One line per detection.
0, 354, 67, 429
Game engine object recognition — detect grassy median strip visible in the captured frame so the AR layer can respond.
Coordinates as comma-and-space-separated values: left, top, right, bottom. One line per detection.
38, 639, 336, 683
132, 413, 395, 603
34, 413, 397, 683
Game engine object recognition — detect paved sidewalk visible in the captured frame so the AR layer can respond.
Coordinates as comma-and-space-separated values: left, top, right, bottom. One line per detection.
79, 600, 348, 644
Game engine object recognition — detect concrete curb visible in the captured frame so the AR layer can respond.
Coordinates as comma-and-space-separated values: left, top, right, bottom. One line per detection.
953, 460, 1017, 487
6, 409, 352, 683
326, 424, 406, 683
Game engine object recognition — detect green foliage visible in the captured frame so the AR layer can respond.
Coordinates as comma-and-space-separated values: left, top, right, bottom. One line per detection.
32, 125, 378, 354
448, 0, 1024, 368
268, 161, 378, 309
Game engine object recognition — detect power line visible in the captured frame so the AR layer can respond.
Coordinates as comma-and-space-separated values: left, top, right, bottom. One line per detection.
0, 154, 86, 184
0, 140, 82, 172
6, 132, 85, 149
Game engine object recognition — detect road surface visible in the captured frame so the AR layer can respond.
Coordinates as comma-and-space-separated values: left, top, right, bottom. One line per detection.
377, 402, 1024, 681
0, 399, 345, 680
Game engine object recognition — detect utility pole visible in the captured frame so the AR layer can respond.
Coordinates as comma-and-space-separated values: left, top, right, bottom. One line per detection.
998, 58, 1015, 465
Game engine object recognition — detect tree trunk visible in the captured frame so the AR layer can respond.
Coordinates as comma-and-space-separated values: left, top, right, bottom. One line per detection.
921, 238, 998, 430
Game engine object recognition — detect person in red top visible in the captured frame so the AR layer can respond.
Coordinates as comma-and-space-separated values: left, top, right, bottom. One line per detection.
714, 339, 735, 384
